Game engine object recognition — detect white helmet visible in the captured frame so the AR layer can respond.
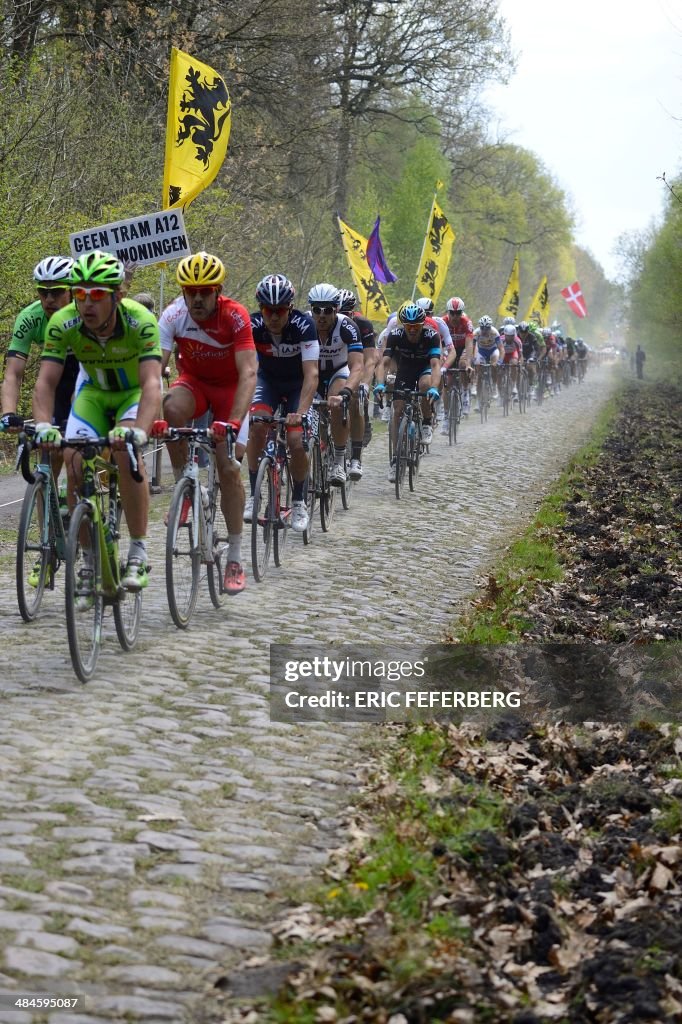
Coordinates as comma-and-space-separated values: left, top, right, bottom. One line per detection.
33, 256, 74, 285
416, 297, 434, 313
503, 324, 517, 337
307, 282, 340, 306
479, 315, 493, 329
502, 316, 516, 326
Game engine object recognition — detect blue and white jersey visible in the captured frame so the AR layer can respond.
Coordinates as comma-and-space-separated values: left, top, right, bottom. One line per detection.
317, 314, 362, 377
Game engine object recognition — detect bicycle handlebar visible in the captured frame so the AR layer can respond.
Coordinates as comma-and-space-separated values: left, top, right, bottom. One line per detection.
16, 431, 144, 485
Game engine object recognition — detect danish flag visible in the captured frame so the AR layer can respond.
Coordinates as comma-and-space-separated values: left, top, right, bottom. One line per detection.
560, 281, 588, 318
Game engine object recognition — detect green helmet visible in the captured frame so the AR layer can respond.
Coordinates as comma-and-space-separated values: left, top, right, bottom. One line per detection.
71, 250, 125, 287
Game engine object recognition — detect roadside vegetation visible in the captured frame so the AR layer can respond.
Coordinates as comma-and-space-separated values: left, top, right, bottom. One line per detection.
213, 373, 682, 1024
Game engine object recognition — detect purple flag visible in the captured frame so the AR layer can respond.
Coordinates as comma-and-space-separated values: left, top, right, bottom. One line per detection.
366, 216, 398, 284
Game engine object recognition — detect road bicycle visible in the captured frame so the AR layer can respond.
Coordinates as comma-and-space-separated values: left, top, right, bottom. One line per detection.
342, 384, 368, 510
385, 388, 434, 500
309, 394, 349, 531
28, 434, 145, 682
14, 425, 69, 622
155, 424, 231, 628
250, 410, 312, 581
442, 367, 464, 445
475, 363, 494, 422
517, 364, 529, 414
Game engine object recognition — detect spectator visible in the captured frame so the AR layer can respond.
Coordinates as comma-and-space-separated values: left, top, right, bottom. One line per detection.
635, 345, 646, 380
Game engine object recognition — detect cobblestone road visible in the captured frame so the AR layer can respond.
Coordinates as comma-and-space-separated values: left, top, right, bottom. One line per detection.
0, 369, 616, 1022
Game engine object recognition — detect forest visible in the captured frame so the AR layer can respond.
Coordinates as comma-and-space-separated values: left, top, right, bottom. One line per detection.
2, 0, 668, 352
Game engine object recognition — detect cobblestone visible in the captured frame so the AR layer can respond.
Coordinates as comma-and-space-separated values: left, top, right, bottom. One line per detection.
0, 370, 615, 1020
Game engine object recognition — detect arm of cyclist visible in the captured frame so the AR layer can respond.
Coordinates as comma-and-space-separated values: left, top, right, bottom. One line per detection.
1, 355, 27, 426
227, 347, 258, 429
287, 358, 319, 426
429, 354, 441, 391
32, 360, 64, 444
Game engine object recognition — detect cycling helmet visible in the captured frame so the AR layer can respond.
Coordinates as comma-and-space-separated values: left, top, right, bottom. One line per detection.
70, 251, 124, 287
478, 315, 494, 329
503, 324, 517, 337
416, 296, 434, 313
33, 256, 74, 285
518, 321, 529, 332
176, 251, 225, 287
576, 337, 584, 344
338, 288, 357, 313
307, 282, 340, 306
398, 302, 426, 325
446, 296, 465, 313
256, 273, 295, 306
502, 315, 516, 326
541, 327, 552, 338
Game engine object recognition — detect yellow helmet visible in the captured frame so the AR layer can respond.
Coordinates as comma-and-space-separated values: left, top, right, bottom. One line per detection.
176, 251, 225, 287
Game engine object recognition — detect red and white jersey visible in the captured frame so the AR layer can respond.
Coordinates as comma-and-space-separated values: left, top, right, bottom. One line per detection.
159, 295, 255, 384
447, 314, 474, 349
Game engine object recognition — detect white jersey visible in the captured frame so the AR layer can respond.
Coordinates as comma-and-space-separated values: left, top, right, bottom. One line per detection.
474, 326, 500, 350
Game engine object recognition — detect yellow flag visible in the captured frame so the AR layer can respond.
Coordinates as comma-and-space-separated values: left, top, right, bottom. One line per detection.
497, 253, 520, 320
337, 217, 391, 321
163, 47, 232, 210
525, 276, 550, 326
415, 201, 455, 306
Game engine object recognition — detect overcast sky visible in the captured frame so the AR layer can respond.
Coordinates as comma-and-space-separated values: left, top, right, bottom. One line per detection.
483, 0, 682, 281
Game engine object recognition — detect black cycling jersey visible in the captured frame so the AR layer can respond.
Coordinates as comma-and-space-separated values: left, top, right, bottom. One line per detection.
250, 308, 319, 384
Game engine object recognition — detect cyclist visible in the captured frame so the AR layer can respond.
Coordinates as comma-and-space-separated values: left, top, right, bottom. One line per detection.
517, 320, 545, 392
471, 314, 502, 407
500, 323, 523, 399
308, 283, 364, 486
374, 302, 441, 482
32, 250, 162, 591
575, 336, 588, 377
338, 288, 376, 480
541, 327, 559, 392
1, 257, 78, 478
442, 296, 474, 413
245, 273, 319, 532
158, 252, 257, 595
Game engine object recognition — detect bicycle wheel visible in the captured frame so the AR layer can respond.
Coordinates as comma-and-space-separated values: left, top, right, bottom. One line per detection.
448, 389, 460, 446
113, 583, 142, 650
65, 502, 103, 683
251, 456, 275, 581
395, 417, 409, 500
408, 423, 420, 492
320, 443, 336, 533
479, 373, 489, 423
518, 371, 528, 414
17, 477, 53, 622
501, 371, 510, 417
207, 484, 227, 608
341, 441, 352, 510
274, 461, 291, 567
166, 477, 200, 629
302, 442, 320, 546
387, 404, 395, 464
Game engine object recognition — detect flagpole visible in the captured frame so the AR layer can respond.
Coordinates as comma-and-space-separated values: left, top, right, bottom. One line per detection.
411, 191, 437, 301
337, 213, 364, 311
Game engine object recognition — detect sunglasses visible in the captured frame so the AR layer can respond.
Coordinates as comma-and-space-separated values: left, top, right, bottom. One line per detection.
311, 305, 337, 315
73, 287, 114, 301
37, 287, 69, 297
261, 304, 290, 316
182, 286, 217, 296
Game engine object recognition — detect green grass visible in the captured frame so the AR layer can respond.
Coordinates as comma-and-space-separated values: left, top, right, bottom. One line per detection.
451, 394, 620, 643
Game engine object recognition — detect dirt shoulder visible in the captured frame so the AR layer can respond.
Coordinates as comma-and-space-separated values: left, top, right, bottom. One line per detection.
214, 378, 682, 1024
